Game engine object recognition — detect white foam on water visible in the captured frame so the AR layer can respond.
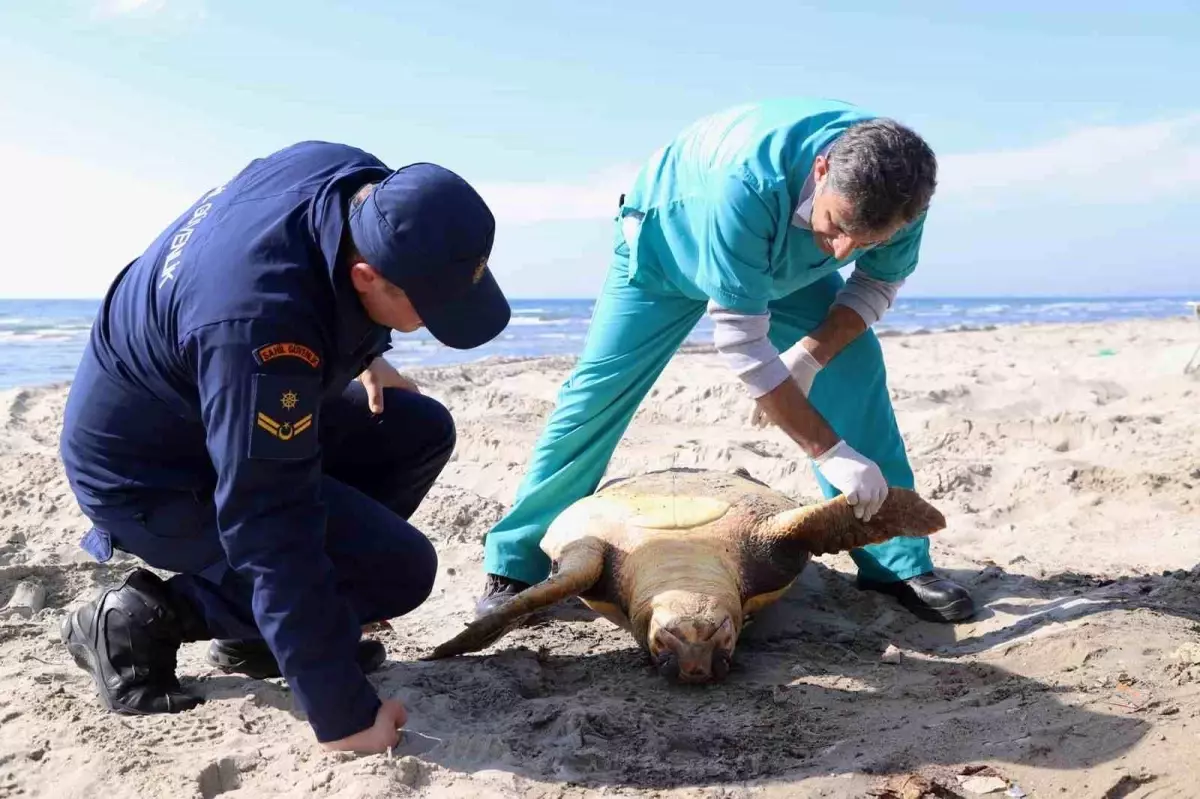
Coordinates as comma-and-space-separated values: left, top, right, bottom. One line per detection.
0, 330, 82, 343
506, 317, 571, 326
966, 303, 1010, 315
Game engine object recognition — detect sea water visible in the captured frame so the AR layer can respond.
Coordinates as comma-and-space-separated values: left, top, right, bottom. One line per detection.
0, 296, 1193, 390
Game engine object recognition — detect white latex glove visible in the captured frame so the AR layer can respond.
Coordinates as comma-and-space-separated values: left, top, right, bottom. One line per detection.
749, 344, 824, 428
813, 440, 889, 522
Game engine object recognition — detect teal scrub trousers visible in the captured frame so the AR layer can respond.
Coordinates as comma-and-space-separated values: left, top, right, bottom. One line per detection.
482, 244, 934, 587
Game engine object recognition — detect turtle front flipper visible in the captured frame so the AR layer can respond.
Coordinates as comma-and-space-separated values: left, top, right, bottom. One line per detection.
423, 538, 607, 660
757, 487, 946, 557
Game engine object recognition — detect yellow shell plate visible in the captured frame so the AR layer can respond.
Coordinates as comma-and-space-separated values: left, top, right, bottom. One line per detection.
623, 494, 732, 529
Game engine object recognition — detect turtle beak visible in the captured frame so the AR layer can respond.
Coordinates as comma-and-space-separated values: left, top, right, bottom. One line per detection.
650, 616, 737, 684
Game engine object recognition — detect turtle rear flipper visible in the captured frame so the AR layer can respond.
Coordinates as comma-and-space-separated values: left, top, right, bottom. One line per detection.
423, 538, 607, 660
757, 487, 946, 557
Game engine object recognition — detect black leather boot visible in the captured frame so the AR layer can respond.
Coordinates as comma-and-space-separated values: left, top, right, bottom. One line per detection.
206, 637, 387, 680
858, 571, 976, 623
474, 574, 530, 618
61, 568, 209, 714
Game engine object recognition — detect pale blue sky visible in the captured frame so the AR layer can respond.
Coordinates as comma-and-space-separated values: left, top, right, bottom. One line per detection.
0, 1, 1196, 299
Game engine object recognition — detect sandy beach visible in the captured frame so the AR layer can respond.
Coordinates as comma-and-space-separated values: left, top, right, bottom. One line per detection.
1, 316, 1199, 799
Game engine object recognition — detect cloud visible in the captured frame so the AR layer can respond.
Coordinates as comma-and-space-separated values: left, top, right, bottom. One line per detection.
0, 140, 197, 298
93, 0, 168, 17
90, 0, 206, 22
4, 113, 1195, 299
476, 163, 640, 226
937, 113, 1200, 206
473, 113, 1200, 226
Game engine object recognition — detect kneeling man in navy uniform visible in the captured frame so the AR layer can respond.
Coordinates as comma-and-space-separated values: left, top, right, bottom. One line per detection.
59, 141, 510, 753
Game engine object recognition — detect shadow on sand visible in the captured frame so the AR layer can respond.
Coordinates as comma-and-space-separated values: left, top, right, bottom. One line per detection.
173, 560, 1200, 790
838, 562, 1200, 659
272, 560, 1200, 790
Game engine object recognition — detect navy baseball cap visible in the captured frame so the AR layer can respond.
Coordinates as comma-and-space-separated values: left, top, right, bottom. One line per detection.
348, 162, 510, 349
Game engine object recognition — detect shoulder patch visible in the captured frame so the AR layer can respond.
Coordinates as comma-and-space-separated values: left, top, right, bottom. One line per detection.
254, 342, 321, 369
248, 373, 320, 460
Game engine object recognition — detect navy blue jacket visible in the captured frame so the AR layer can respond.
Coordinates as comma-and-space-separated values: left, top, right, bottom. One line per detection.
61, 141, 399, 741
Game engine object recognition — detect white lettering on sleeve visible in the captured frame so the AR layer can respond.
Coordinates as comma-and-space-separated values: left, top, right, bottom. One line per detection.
158, 184, 227, 290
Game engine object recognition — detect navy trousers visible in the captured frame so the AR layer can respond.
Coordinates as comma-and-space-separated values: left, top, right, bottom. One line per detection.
79, 382, 452, 642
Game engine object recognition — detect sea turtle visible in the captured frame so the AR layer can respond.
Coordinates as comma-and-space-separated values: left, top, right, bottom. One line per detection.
426, 468, 946, 682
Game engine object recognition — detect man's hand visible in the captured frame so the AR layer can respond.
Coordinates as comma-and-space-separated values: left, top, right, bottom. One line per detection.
358, 357, 420, 414
322, 699, 408, 754
814, 440, 888, 522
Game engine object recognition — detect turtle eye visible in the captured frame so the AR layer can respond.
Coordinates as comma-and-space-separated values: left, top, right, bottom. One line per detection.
655, 651, 680, 681
711, 649, 732, 680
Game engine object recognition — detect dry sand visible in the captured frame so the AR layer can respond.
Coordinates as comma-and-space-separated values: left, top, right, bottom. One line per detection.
2, 317, 1200, 798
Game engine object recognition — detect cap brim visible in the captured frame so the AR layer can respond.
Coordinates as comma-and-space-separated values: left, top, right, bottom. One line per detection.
416, 268, 511, 350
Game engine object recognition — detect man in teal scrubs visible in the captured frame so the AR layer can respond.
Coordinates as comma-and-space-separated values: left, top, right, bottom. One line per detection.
478, 98, 975, 625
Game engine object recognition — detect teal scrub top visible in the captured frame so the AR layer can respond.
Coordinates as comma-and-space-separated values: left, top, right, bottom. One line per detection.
621, 98, 927, 314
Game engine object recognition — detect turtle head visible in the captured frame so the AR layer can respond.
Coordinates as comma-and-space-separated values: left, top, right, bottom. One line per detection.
623, 539, 745, 684
646, 608, 739, 684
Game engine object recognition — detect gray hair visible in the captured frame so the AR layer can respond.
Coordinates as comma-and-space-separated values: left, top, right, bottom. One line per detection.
825, 119, 938, 235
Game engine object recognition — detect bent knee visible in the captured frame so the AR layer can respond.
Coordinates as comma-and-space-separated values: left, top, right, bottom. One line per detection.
808, 329, 893, 421
381, 389, 456, 452
424, 395, 457, 453
818, 328, 885, 382
408, 532, 439, 604
367, 532, 439, 619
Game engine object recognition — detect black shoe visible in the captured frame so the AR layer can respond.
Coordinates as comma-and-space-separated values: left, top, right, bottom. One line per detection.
858, 571, 976, 623
206, 637, 387, 680
474, 574, 530, 618
61, 568, 208, 715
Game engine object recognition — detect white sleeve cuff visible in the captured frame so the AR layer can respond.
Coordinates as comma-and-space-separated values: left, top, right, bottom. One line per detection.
707, 301, 790, 399
834, 269, 904, 327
